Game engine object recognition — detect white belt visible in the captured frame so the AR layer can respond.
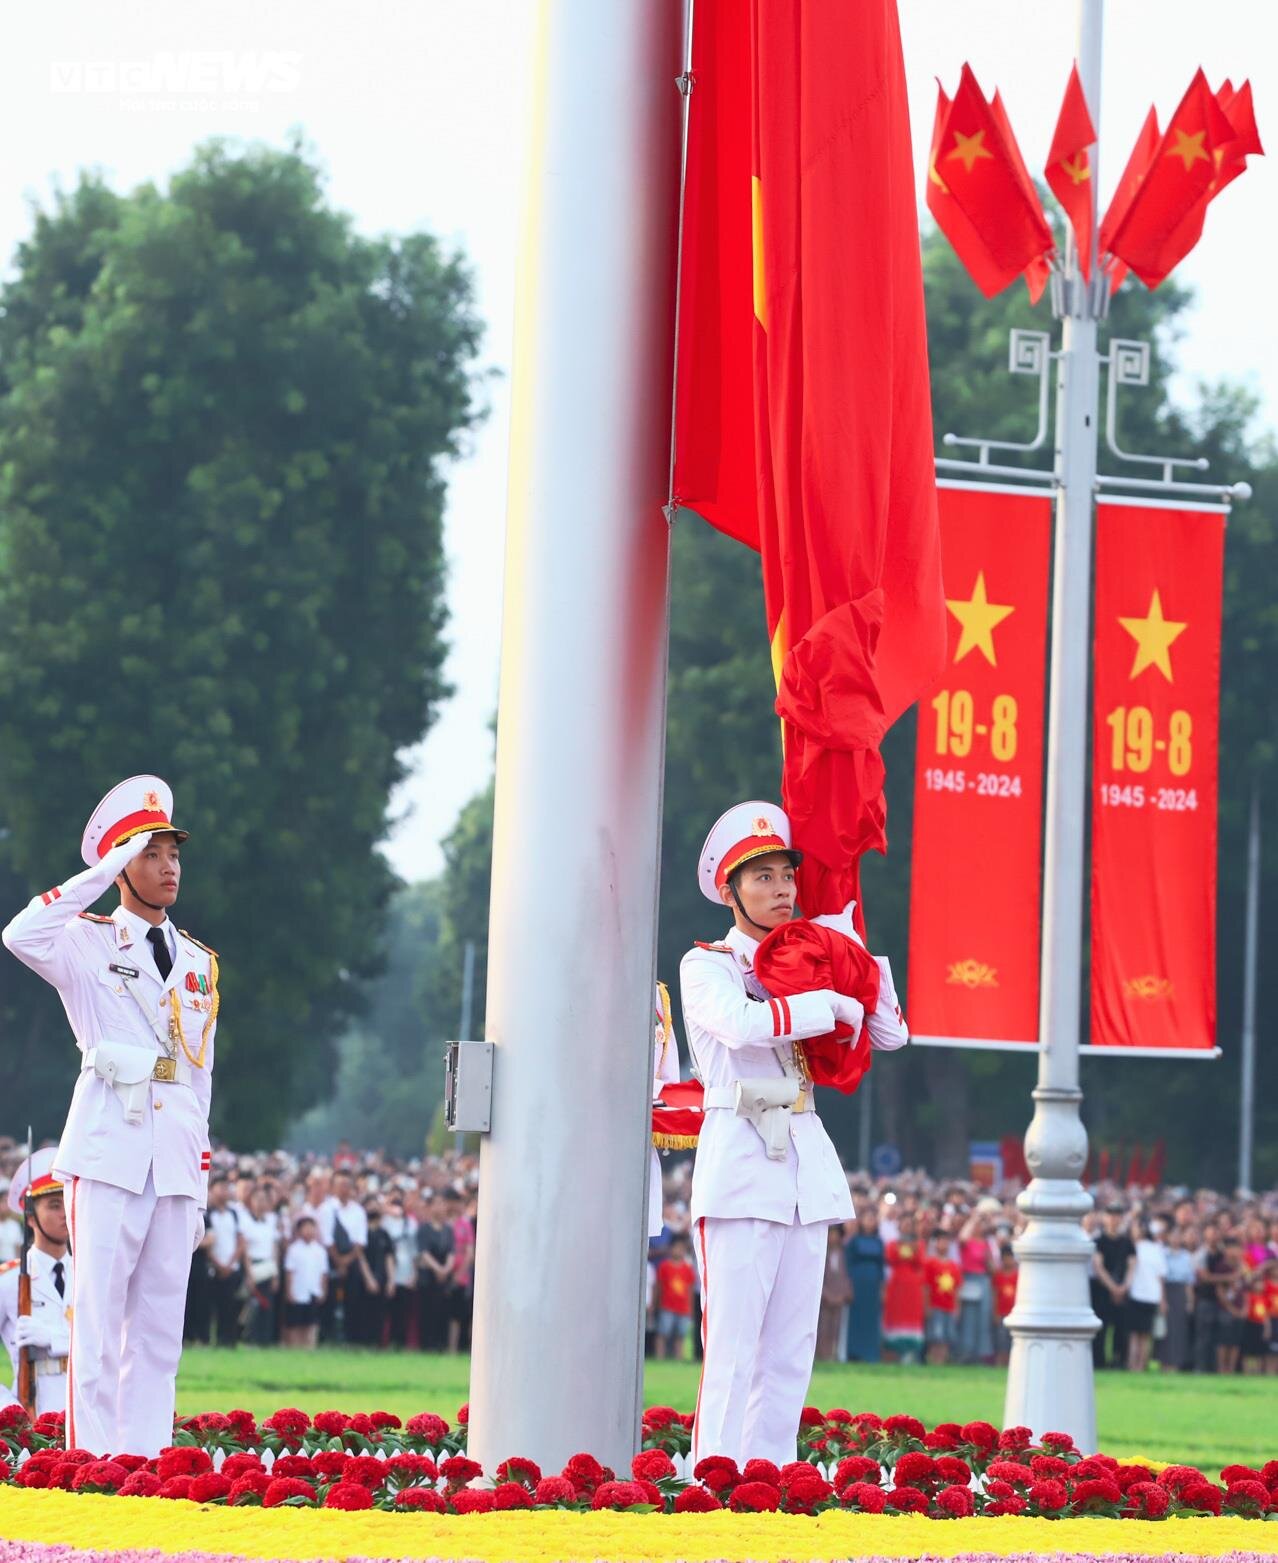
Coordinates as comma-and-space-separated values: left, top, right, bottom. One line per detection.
704, 1083, 815, 1113
703, 1078, 814, 1162
83, 1045, 194, 1088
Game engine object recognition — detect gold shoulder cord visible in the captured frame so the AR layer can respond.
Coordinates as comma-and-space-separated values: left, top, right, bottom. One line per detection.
172, 951, 219, 1070
656, 979, 674, 1067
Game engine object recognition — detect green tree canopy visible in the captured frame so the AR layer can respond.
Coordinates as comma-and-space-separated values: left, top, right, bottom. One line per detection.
0, 139, 482, 1145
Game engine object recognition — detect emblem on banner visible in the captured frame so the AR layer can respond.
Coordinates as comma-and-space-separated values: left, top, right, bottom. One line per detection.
945, 959, 999, 990
1122, 974, 1174, 1002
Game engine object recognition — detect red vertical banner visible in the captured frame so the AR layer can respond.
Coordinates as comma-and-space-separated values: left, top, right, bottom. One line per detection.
908, 484, 1052, 1047
1089, 501, 1225, 1055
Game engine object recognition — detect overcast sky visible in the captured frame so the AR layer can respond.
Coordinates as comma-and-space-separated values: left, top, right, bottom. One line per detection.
3, 1, 1273, 884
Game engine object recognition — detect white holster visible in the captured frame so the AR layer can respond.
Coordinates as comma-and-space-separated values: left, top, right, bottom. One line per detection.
85, 1041, 156, 1125
705, 1077, 802, 1161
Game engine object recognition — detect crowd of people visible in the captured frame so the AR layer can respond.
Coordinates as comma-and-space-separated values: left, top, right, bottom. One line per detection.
2, 1134, 1275, 1374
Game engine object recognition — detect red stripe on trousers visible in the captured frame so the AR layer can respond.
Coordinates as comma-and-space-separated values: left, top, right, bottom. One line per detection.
692, 1217, 709, 1445
65, 1178, 77, 1450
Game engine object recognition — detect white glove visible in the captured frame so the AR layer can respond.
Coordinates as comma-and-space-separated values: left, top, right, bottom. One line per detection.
101, 832, 153, 875
15, 1314, 56, 1351
192, 1212, 206, 1254
830, 993, 866, 1032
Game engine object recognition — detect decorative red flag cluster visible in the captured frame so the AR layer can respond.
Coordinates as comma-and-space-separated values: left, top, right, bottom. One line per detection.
1089, 502, 1225, 1055
1100, 70, 1263, 289
674, 0, 946, 917
907, 485, 1053, 1049
927, 65, 1054, 300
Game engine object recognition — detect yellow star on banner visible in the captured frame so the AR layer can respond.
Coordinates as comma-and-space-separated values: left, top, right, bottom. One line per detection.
1118, 589, 1187, 681
946, 128, 994, 175
1060, 152, 1091, 185
946, 571, 1014, 665
1167, 127, 1209, 172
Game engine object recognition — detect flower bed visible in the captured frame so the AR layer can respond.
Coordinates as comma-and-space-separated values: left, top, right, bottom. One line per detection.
2, 1401, 1277, 1541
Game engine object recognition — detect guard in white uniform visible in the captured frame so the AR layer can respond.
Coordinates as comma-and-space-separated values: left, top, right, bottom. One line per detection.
683, 801, 908, 1467
2, 776, 218, 1456
0, 1149, 74, 1417
648, 981, 682, 1239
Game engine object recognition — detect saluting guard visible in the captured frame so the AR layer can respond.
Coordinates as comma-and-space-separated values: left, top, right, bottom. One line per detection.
682, 801, 908, 1467
0, 1148, 73, 1418
2, 777, 219, 1455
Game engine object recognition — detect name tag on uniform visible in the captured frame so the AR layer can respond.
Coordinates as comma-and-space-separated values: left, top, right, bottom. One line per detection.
109, 962, 141, 980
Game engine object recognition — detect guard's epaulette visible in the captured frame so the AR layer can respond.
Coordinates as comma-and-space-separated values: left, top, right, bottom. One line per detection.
694, 941, 734, 953
78, 913, 114, 925
179, 930, 218, 959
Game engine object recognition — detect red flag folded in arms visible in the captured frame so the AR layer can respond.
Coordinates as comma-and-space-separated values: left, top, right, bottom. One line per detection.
753, 921, 882, 1094
926, 64, 1055, 300
675, 0, 946, 915
1045, 64, 1098, 279
1102, 69, 1263, 290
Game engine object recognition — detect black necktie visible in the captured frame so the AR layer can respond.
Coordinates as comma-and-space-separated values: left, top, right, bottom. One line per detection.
53, 1261, 65, 1298
147, 926, 173, 980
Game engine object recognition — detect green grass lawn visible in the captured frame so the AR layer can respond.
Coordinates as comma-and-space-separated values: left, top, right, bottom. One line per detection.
177, 1347, 1275, 1474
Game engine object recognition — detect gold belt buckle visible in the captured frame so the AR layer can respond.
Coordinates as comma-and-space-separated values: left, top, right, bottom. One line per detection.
152, 1056, 177, 1083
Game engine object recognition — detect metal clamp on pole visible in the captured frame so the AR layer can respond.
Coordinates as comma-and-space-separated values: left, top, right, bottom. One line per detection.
444, 1040, 494, 1133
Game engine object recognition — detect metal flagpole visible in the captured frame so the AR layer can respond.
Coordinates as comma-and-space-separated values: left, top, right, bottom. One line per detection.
1002, 0, 1104, 1452
1238, 782, 1260, 1192
466, 0, 682, 1475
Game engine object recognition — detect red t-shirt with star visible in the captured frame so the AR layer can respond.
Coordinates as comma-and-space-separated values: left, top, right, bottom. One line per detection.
993, 1268, 1019, 1319
656, 1259, 695, 1316
925, 1257, 962, 1315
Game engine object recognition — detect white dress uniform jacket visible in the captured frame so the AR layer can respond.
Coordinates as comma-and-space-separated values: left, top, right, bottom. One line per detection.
680, 921, 908, 1227
0, 1248, 74, 1417
2, 852, 216, 1205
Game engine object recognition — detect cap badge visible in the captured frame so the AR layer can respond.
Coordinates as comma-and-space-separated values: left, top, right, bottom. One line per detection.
752, 816, 772, 836
142, 790, 161, 811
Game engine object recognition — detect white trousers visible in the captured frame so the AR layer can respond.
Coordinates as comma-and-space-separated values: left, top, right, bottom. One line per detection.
67, 1171, 197, 1456
691, 1213, 828, 1468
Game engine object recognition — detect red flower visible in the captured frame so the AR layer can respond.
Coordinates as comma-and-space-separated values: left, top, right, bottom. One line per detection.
228, 1471, 272, 1503
693, 1455, 739, 1487
533, 1476, 578, 1506
986, 1460, 1034, 1487
405, 1413, 450, 1444
227, 1409, 258, 1441
71, 1460, 129, 1493
959, 1420, 998, 1451
312, 1451, 348, 1478
387, 1453, 438, 1486
451, 1488, 497, 1514
985, 1480, 1016, 1501
1030, 1455, 1070, 1480
924, 1430, 961, 1451
33, 1412, 65, 1439
935, 1484, 975, 1518
263, 1408, 311, 1438
118, 1471, 163, 1498
1181, 1481, 1223, 1515
826, 1407, 853, 1424
440, 1454, 483, 1490
221, 1453, 266, 1480
1221, 1463, 1263, 1486
113, 1454, 149, 1474
196, 1412, 231, 1434
781, 1471, 833, 1515
833, 1456, 881, 1492
729, 1481, 781, 1513
562, 1452, 607, 1494
885, 1485, 929, 1513
323, 1481, 374, 1510
883, 1413, 926, 1441
492, 1481, 535, 1510
370, 1411, 402, 1430
1124, 1481, 1171, 1519
456, 1402, 470, 1425
679, 1413, 694, 1430
343, 1454, 389, 1490
1224, 1480, 1269, 1517
642, 1405, 678, 1428
799, 1405, 825, 1427
935, 1456, 972, 1486
998, 1425, 1034, 1452
15, 1467, 50, 1489
632, 1448, 676, 1484
189, 1471, 231, 1503
1113, 1463, 1157, 1492
1040, 1431, 1076, 1453
740, 1458, 782, 1488
852, 1412, 885, 1431
157, 1447, 212, 1481
674, 1485, 723, 1513
985, 1496, 1028, 1516
347, 1414, 377, 1439
271, 1455, 317, 1480
496, 1456, 542, 1489
159, 1475, 195, 1500
1070, 1456, 1114, 1482
1157, 1464, 1204, 1494
1261, 1460, 1278, 1492
396, 1487, 448, 1511
893, 1451, 938, 1488
1070, 1477, 1122, 1512
591, 1479, 651, 1510
1028, 1478, 1068, 1512
840, 1481, 887, 1513
263, 1476, 317, 1508
312, 1410, 351, 1437
50, 1463, 82, 1490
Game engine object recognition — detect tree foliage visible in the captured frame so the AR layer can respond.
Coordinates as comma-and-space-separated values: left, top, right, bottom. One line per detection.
0, 140, 482, 1145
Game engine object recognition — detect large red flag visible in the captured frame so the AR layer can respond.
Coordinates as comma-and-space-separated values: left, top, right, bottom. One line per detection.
1104, 70, 1244, 289
675, 0, 946, 915
1045, 64, 1098, 279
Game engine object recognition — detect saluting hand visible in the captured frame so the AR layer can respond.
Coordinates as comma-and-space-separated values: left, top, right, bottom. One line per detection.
100, 832, 154, 874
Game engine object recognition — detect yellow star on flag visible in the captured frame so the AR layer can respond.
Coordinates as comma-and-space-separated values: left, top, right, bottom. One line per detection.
946, 571, 1014, 666
1167, 127, 1209, 173
1118, 589, 1187, 681
946, 128, 994, 175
